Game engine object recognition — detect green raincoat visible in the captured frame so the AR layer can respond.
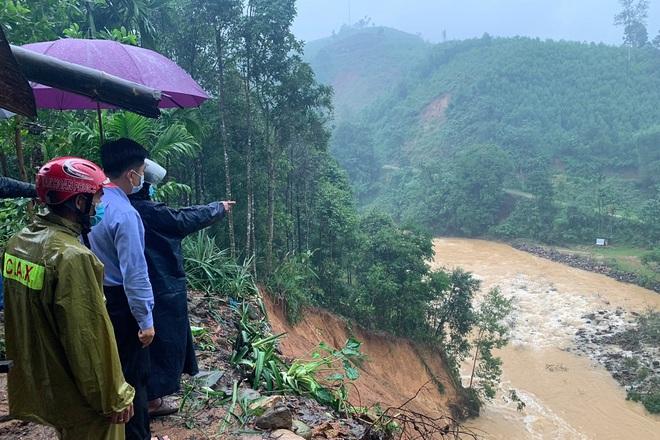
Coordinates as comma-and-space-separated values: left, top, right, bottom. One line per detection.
2, 210, 134, 432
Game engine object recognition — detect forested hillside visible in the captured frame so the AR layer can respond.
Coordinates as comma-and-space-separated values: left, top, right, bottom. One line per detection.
304, 25, 429, 116
1, 1, 509, 416
309, 27, 660, 249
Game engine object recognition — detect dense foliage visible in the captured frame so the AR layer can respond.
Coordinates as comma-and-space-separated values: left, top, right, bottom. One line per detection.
1, 0, 510, 411
309, 27, 660, 247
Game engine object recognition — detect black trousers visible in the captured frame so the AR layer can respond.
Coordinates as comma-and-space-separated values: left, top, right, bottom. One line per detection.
104, 285, 151, 440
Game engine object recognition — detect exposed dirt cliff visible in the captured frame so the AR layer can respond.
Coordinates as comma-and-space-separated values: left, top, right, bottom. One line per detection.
264, 295, 468, 420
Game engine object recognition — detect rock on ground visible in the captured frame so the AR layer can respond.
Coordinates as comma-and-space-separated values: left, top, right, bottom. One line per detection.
270, 429, 306, 440
255, 405, 293, 430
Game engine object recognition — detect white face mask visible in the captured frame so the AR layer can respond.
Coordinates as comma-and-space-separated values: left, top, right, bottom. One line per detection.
130, 170, 145, 194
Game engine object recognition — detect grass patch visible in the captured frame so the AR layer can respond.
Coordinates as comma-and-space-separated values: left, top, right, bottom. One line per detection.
563, 244, 660, 284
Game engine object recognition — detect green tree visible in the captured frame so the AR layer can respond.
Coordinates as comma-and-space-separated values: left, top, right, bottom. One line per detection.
640, 188, 660, 246
1, 0, 83, 43
614, 0, 649, 48
330, 121, 380, 202
430, 268, 478, 362
468, 287, 513, 404
636, 126, 660, 189
92, 0, 172, 47
312, 161, 359, 309
352, 211, 435, 336
448, 144, 512, 236
653, 30, 660, 49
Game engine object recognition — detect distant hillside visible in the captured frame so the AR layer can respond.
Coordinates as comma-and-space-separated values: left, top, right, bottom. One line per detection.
364, 36, 660, 168
304, 26, 429, 117
308, 27, 660, 246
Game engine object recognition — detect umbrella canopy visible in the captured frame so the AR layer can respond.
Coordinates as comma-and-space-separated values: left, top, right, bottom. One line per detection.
11, 45, 161, 118
0, 109, 16, 120
22, 39, 209, 110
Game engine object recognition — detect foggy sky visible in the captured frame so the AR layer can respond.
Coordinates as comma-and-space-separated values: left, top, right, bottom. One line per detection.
293, 0, 660, 45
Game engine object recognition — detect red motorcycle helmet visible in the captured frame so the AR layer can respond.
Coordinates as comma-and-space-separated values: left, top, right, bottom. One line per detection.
36, 157, 108, 205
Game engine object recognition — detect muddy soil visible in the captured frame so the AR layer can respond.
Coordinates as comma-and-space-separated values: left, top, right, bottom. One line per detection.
264, 295, 467, 421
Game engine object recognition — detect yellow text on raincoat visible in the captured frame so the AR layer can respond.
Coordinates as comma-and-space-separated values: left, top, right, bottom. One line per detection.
3, 211, 134, 428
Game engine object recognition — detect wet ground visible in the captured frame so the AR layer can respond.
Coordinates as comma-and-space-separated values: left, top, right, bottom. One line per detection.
0, 294, 369, 440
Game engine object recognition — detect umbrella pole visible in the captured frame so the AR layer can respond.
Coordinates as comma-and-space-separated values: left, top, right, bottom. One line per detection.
96, 103, 105, 146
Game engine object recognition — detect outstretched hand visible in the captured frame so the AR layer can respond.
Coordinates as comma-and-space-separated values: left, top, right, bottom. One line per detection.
221, 201, 236, 212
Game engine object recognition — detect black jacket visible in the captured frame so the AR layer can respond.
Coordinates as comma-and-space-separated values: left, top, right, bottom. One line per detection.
129, 197, 225, 292
0, 177, 36, 199
129, 195, 225, 399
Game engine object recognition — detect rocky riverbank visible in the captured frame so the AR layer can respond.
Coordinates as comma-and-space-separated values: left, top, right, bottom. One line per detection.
511, 242, 660, 293
570, 308, 659, 413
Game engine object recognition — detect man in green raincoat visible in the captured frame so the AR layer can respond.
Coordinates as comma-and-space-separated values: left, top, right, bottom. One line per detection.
3, 157, 135, 440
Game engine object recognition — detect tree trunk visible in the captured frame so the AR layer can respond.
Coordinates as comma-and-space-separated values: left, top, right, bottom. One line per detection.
215, 27, 236, 258
286, 143, 294, 253
194, 157, 202, 204
244, 3, 256, 275
0, 151, 8, 176
85, 1, 97, 38
251, 194, 257, 278
296, 189, 302, 254
304, 178, 310, 250
289, 143, 296, 253
14, 118, 27, 181
266, 144, 275, 274
263, 107, 275, 274
468, 328, 484, 390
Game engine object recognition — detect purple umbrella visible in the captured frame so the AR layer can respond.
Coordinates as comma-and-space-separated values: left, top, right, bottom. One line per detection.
22, 39, 209, 110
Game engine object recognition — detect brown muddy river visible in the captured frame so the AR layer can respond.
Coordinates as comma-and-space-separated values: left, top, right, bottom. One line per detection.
431, 238, 660, 440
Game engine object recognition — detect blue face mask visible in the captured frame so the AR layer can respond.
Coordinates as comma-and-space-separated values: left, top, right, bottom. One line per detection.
130, 171, 145, 194
148, 184, 156, 199
90, 202, 105, 227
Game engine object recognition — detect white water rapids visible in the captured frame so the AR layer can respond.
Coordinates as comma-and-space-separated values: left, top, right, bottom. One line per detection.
431, 238, 660, 440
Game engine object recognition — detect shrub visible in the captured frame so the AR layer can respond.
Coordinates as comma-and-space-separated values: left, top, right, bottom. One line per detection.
183, 231, 257, 298
641, 248, 660, 269
0, 199, 30, 251
267, 250, 319, 324
230, 300, 363, 413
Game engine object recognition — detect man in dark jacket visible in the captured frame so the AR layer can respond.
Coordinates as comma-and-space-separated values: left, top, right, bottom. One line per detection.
129, 159, 234, 416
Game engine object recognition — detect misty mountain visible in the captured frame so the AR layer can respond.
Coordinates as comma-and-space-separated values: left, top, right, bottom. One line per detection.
306, 25, 660, 246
